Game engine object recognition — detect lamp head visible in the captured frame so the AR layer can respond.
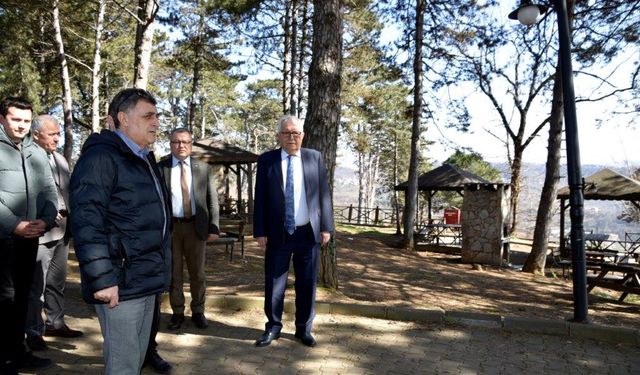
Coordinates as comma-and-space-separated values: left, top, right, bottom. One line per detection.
508, 1, 549, 26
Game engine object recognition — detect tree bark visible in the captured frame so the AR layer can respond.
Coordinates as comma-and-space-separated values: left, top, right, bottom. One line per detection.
282, 0, 292, 114
303, 0, 343, 289
51, 0, 74, 161
91, 0, 106, 133
403, 0, 425, 249
509, 143, 524, 234
133, 0, 159, 89
188, 9, 205, 132
523, 65, 564, 274
289, 0, 299, 114
296, 0, 309, 116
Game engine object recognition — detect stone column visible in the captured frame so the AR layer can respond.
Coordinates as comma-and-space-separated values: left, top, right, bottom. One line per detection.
461, 184, 511, 266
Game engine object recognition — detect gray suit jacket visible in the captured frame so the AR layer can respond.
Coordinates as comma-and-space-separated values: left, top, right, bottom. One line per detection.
159, 156, 219, 240
41, 151, 70, 244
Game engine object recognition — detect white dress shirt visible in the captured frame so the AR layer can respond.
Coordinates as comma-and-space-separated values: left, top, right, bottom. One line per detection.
281, 149, 310, 227
170, 155, 196, 217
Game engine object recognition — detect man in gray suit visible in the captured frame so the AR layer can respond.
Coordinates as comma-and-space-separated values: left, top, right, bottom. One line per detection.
25, 116, 82, 352
158, 128, 219, 330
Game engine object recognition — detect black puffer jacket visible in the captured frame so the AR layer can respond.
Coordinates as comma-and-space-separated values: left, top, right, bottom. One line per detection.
70, 130, 171, 304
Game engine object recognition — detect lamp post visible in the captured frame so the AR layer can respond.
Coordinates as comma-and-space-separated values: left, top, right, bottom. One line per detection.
509, 0, 588, 323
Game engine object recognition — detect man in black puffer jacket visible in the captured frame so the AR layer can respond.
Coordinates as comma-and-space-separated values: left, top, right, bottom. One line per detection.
69, 89, 171, 375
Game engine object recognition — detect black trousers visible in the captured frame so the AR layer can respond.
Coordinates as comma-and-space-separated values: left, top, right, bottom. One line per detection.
263, 223, 319, 335
0, 237, 39, 362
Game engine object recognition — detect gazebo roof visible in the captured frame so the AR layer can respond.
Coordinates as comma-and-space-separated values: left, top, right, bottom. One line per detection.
394, 163, 490, 192
190, 137, 258, 165
557, 168, 640, 201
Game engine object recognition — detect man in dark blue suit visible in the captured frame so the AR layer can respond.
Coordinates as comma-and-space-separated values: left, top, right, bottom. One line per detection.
253, 115, 333, 348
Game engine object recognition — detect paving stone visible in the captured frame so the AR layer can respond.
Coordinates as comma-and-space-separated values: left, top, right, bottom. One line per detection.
19, 294, 640, 375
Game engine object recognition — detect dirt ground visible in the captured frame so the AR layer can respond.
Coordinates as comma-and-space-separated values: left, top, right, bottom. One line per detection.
201, 225, 640, 330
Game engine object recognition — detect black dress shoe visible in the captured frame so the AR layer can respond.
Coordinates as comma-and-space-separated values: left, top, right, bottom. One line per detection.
44, 324, 83, 338
191, 313, 209, 329
144, 350, 172, 374
15, 352, 54, 371
167, 313, 185, 331
26, 335, 48, 351
294, 332, 317, 347
254, 331, 280, 347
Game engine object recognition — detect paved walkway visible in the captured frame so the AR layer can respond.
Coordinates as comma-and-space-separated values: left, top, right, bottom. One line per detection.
22, 293, 640, 375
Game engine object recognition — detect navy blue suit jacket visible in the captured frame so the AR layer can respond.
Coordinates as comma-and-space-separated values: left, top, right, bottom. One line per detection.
253, 147, 333, 246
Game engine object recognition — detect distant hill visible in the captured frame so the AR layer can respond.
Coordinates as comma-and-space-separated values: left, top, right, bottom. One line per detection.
334, 162, 640, 239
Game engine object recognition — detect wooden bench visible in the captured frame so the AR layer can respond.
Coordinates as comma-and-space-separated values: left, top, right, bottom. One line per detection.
217, 217, 246, 261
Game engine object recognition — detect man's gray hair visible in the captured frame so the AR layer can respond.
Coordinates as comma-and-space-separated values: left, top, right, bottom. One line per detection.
276, 114, 304, 133
31, 115, 59, 132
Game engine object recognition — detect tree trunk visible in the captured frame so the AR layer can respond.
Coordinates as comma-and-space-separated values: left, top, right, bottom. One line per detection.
303, 0, 342, 289
523, 65, 564, 274
133, 0, 159, 89
296, 0, 309, 116
289, 0, 299, 114
37, 14, 51, 109
282, 0, 292, 114
403, 0, 425, 249
509, 145, 524, 234
91, 0, 106, 133
524, 1, 576, 274
52, 0, 74, 161
357, 147, 364, 224
187, 10, 204, 132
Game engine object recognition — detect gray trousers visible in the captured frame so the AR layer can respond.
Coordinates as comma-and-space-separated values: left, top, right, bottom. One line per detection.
95, 294, 155, 375
25, 239, 68, 338
170, 221, 207, 314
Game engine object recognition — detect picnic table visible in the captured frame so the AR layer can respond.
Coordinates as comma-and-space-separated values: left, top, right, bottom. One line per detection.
587, 262, 640, 302
415, 223, 461, 246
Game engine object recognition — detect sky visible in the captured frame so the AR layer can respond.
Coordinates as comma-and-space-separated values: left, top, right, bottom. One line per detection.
409, 2, 639, 168
423, 83, 639, 167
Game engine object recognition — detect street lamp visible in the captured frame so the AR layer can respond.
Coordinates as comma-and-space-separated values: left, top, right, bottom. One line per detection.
509, 0, 588, 323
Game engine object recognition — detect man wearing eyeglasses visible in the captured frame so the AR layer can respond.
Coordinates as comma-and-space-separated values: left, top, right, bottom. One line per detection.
69, 88, 171, 375
253, 115, 333, 348
25, 115, 82, 354
158, 128, 219, 332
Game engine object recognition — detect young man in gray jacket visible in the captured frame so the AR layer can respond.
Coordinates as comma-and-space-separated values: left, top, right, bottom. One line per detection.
0, 97, 58, 374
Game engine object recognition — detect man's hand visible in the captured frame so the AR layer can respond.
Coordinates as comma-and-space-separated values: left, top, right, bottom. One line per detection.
321, 231, 331, 246
94, 286, 119, 308
207, 233, 219, 241
256, 236, 267, 250
13, 220, 47, 238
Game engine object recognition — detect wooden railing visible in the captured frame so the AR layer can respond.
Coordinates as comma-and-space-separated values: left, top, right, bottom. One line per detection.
334, 205, 398, 227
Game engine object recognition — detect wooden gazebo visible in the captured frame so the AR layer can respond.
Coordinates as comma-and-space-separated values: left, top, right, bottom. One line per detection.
557, 168, 640, 254
190, 137, 259, 219
394, 163, 490, 224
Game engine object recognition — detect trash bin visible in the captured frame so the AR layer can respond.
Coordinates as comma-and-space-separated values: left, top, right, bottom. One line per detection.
444, 207, 461, 225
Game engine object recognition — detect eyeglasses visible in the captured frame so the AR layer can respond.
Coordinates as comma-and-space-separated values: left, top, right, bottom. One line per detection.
279, 131, 303, 138
170, 141, 192, 146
